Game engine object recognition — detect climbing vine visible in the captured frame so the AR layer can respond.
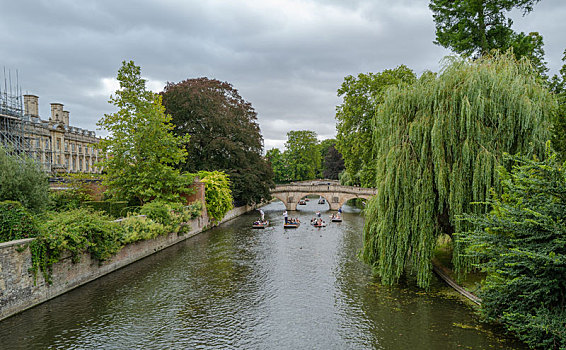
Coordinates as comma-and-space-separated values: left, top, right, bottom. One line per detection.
198, 170, 233, 223
361, 53, 555, 288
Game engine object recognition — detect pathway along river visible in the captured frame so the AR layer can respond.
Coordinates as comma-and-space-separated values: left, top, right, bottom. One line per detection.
0, 200, 525, 349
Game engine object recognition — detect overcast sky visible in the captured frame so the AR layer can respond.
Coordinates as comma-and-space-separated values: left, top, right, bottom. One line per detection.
1, 0, 565, 151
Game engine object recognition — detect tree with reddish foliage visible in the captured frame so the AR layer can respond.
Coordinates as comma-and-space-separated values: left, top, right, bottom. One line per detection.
161, 78, 273, 206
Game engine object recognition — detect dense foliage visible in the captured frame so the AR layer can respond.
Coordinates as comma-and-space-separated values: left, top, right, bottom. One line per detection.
361, 53, 554, 288
30, 208, 123, 283
284, 130, 321, 181
266, 134, 343, 183
429, 0, 541, 58
0, 201, 40, 242
48, 173, 97, 211
322, 143, 344, 180
266, 148, 289, 183
550, 49, 566, 161
29, 199, 203, 283
161, 78, 273, 206
198, 170, 233, 223
460, 148, 566, 349
97, 60, 192, 205
0, 147, 49, 212
336, 65, 416, 186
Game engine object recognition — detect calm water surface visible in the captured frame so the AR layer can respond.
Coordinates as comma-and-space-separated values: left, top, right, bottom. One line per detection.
0, 201, 525, 349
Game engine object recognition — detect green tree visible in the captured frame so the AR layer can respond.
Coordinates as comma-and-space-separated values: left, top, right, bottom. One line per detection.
322, 144, 345, 180
429, 0, 541, 58
161, 78, 273, 206
361, 53, 555, 288
97, 61, 191, 205
266, 148, 290, 183
460, 148, 566, 349
284, 130, 320, 181
0, 147, 49, 212
550, 49, 566, 160
336, 65, 416, 186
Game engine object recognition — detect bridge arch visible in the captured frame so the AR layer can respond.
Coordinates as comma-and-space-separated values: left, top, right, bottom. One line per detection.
270, 182, 377, 211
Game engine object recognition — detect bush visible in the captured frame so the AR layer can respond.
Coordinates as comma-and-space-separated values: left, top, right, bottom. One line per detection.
0, 200, 40, 242
118, 215, 166, 244
140, 200, 174, 227
82, 200, 129, 218
31, 208, 123, 283
49, 190, 84, 211
460, 147, 566, 349
0, 147, 50, 212
198, 171, 233, 223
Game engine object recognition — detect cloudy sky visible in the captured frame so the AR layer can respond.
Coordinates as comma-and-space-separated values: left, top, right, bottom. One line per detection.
1, 0, 565, 151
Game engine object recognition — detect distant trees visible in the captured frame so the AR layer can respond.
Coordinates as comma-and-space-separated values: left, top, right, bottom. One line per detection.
265, 148, 289, 183
161, 78, 273, 206
322, 144, 344, 180
284, 130, 321, 181
97, 61, 191, 205
336, 65, 416, 186
266, 132, 343, 183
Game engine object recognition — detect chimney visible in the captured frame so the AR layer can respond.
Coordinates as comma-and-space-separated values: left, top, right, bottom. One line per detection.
23, 95, 39, 116
63, 111, 70, 125
50, 103, 64, 123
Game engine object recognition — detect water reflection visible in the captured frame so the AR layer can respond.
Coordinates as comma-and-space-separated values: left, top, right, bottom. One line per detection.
0, 201, 524, 349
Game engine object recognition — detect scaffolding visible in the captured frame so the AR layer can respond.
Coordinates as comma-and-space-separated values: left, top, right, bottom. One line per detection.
0, 68, 29, 156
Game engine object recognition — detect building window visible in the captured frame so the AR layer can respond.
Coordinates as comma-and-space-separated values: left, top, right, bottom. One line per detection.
71, 143, 75, 152
79, 145, 82, 153
35, 138, 40, 148
73, 158, 76, 169
57, 139, 61, 150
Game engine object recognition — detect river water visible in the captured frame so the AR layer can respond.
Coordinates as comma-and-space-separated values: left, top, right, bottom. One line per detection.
0, 200, 525, 349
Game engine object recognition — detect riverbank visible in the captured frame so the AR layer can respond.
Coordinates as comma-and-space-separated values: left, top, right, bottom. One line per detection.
0, 203, 259, 322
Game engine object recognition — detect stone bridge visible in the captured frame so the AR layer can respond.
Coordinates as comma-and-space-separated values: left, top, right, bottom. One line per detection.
271, 180, 378, 211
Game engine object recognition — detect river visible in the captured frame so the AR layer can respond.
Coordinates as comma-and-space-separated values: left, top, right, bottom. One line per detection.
0, 200, 525, 349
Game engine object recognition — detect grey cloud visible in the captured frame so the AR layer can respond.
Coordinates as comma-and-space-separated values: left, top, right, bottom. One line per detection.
1, 0, 564, 151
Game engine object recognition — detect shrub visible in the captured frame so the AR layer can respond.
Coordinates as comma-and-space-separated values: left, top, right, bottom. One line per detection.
30, 208, 123, 283
49, 190, 83, 211
198, 171, 233, 223
0, 147, 50, 212
82, 200, 129, 218
140, 200, 174, 227
118, 215, 166, 244
0, 200, 40, 242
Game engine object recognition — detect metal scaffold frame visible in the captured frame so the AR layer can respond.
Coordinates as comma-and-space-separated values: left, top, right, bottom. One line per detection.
0, 68, 29, 156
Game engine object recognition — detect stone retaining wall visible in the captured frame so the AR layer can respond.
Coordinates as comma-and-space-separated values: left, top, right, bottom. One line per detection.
0, 204, 258, 321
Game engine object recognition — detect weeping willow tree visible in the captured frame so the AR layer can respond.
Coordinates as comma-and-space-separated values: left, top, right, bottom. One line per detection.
361, 53, 556, 288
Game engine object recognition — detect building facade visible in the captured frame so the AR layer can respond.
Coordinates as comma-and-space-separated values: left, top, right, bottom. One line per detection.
21, 95, 101, 174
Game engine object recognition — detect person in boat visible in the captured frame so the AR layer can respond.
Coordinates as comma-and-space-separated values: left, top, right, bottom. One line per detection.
283, 210, 288, 223
330, 214, 335, 220
259, 209, 265, 221
316, 211, 321, 218
338, 207, 342, 214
